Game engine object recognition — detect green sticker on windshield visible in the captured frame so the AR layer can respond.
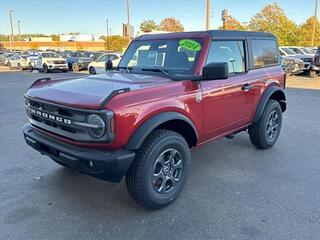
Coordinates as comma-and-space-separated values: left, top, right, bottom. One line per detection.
179, 39, 202, 52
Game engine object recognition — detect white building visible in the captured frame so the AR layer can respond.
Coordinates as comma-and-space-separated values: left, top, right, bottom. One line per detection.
59, 34, 95, 42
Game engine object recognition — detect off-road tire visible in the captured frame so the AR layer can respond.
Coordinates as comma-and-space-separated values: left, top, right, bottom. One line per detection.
249, 100, 282, 149
126, 129, 191, 210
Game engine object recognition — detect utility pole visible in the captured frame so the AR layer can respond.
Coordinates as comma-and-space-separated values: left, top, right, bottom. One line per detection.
206, 0, 211, 30
127, 0, 131, 43
9, 10, 15, 50
311, 0, 318, 46
18, 20, 22, 50
106, 19, 110, 52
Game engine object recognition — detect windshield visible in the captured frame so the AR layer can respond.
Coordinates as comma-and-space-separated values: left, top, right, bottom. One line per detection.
81, 52, 93, 57
119, 38, 203, 76
41, 52, 59, 58
302, 48, 314, 54
281, 47, 296, 55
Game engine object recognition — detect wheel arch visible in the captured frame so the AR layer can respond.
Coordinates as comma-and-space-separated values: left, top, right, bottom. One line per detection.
253, 86, 286, 122
125, 112, 199, 150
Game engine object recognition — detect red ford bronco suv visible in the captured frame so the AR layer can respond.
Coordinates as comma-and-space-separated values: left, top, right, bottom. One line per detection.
23, 31, 286, 209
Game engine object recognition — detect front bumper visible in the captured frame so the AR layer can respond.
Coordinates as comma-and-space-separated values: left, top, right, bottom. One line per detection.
23, 123, 135, 182
74, 62, 90, 70
48, 64, 68, 70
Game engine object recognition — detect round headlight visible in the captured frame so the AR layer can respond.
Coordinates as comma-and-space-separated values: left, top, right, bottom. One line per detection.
86, 114, 106, 138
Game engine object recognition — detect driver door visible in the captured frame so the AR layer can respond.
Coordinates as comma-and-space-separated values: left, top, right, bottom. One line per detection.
201, 40, 254, 141
36, 54, 43, 69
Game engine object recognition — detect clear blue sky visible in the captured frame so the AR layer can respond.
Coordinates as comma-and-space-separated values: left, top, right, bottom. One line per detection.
0, 0, 318, 37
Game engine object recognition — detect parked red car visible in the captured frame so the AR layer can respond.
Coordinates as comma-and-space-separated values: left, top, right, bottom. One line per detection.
23, 30, 286, 209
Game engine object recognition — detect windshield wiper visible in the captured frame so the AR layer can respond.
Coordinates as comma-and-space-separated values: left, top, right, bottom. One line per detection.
141, 68, 169, 76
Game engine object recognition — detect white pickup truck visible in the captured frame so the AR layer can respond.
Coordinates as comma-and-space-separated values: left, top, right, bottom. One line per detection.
32, 52, 68, 73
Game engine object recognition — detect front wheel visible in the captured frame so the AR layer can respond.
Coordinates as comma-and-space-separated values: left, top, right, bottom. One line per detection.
43, 64, 49, 73
18, 63, 23, 71
126, 129, 191, 210
72, 63, 80, 72
249, 100, 282, 149
88, 66, 96, 74
310, 70, 317, 78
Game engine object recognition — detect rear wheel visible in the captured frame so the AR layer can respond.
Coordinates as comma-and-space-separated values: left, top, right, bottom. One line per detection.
126, 129, 191, 210
28, 63, 34, 72
89, 66, 96, 74
249, 100, 282, 149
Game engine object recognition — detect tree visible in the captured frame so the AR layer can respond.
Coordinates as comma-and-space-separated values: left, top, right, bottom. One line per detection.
248, 3, 298, 46
140, 19, 158, 32
51, 34, 60, 41
296, 16, 320, 46
220, 15, 246, 30
158, 17, 184, 32
102, 35, 129, 52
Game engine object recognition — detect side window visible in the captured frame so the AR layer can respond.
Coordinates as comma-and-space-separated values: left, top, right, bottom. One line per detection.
111, 55, 119, 60
291, 48, 303, 54
252, 39, 279, 68
107, 54, 119, 61
206, 41, 245, 74
98, 55, 107, 62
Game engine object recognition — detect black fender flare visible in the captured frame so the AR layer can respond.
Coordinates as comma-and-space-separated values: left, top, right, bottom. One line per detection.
253, 86, 286, 122
125, 112, 199, 150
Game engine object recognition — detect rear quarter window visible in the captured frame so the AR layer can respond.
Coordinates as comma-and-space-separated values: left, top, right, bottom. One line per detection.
252, 39, 279, 68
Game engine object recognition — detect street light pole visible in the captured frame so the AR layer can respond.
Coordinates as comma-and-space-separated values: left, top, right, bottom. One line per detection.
206, 0, 211, 30
311, 0, 318, 46
106, 19, 109, 52
127, 0, 131, 43
9, 10, 15, 50
18, 20, 22, 50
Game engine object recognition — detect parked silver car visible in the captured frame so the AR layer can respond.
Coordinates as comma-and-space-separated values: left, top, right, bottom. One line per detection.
8, 54, 29, 70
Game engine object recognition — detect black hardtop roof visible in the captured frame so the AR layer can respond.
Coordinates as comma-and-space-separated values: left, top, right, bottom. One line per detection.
209, 30, 276, 38
136, 30, 276, 40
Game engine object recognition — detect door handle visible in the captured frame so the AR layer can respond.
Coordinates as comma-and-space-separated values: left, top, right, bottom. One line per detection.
242, 84, 253, 92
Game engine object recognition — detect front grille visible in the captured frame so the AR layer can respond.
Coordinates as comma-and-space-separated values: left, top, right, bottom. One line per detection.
54, 60, 66, 64
25, 96, 114, 142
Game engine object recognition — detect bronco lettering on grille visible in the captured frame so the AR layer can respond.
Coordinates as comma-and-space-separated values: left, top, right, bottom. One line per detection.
29, 108, 72, 125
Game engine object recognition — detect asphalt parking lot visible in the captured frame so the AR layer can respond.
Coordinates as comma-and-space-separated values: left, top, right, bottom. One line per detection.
0, 70, 320, 240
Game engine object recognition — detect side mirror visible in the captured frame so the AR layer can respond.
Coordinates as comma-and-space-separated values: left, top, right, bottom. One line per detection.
202, 62, 229, 80
105, 58, 113, 71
